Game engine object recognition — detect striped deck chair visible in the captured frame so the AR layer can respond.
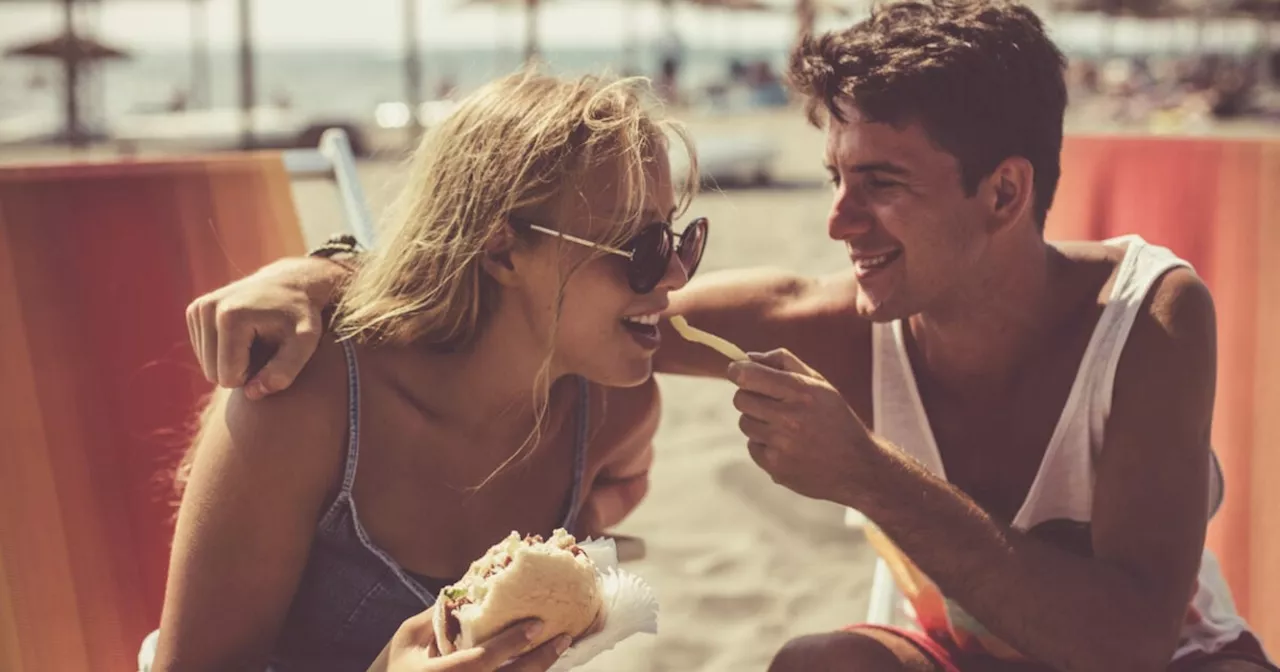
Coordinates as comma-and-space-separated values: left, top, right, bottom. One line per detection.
0, 130, 368, 672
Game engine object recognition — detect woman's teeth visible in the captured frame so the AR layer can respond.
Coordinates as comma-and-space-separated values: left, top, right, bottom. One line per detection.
623, 313, 661, 326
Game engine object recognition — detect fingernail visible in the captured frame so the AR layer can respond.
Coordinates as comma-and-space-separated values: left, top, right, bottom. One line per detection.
246, 381, 265, 399
525, 621, 544, 641
555, 635, 572, 654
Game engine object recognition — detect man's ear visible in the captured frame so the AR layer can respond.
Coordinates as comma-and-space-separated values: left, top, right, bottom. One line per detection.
480, 223, 520, 287
985, 156, 1035, 232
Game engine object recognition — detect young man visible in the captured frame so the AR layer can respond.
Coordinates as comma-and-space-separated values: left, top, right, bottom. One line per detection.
182, 1, 1274, 669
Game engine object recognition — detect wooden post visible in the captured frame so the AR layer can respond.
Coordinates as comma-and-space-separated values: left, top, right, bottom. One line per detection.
404, 0, 424, 144
62, 0, 83, 148
238, 0, 257, 149
524, 0, 541, 63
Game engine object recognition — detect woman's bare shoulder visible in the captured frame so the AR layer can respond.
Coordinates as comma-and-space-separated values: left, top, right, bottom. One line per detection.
194, 336, 355, 498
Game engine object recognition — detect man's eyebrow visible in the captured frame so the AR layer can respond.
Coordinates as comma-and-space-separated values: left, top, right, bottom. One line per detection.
824, 160, 912, 176
851, 161, 912, 175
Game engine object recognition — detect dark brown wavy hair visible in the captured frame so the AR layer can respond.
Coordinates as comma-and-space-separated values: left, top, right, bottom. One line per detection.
788, 0, 1067, 229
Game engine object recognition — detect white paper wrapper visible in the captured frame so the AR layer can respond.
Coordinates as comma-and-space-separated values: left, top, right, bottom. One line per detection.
548, 537, 659, 671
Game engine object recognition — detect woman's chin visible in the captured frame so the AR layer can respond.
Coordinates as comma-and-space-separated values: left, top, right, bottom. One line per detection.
582, 357, 653, 388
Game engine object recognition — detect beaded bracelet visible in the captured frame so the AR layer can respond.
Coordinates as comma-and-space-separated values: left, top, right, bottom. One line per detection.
307, 233, 362, 272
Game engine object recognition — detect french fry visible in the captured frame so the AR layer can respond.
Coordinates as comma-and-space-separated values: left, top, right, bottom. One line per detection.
669, 315, 749, 361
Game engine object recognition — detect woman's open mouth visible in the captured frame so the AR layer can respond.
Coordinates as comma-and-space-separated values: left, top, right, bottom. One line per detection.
621, 312, 661, 349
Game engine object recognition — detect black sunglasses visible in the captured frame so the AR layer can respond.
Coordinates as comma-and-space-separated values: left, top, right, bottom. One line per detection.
519, 217, 709, 294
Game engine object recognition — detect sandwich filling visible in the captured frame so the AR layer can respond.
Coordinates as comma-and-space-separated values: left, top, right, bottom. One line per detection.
438, 528, 592, 646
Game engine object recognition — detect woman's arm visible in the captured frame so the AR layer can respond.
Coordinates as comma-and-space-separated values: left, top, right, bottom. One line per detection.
575, 380, 659, 537
153, 352, 348, 671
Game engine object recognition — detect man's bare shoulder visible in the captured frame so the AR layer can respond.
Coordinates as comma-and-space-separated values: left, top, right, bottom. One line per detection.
658, 267, 868, 377
1106, 264, 1216, 458
1053, 238, 1211, 334
1142, 266, 1215, 335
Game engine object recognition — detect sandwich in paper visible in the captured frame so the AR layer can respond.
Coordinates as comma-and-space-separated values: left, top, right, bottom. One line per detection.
434, 529, 603, 653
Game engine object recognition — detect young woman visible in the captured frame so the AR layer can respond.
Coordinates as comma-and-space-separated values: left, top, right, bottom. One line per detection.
149, 69, 708, 672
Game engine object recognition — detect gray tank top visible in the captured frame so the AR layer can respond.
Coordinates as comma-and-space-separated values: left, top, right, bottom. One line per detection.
270, 340, 590, 671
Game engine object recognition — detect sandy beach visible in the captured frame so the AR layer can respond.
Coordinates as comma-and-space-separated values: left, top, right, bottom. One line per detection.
291, 107, 880, 671
8, 101, 1277, 670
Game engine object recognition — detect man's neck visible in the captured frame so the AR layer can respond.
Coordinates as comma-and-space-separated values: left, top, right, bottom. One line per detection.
906, 232, 1062, 394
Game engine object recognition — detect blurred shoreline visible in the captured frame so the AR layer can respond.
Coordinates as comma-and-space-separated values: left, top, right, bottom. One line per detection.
3, 104, 1279, 171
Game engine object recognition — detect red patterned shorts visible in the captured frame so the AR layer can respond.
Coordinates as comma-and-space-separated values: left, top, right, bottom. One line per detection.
845, 624, 1278, 671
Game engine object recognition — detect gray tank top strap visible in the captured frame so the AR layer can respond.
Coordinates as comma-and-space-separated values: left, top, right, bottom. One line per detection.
337, 338, 364, 496
255, 345, 596, 668
325, 338, 435, 604
322, 341, 590, 543
562, 376, 591, 530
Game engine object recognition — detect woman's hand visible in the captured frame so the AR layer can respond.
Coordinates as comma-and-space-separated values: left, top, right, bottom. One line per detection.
370, 607, 571, 672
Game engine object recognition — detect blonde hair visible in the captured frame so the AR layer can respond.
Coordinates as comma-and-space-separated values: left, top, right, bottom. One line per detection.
338, 69, 697, 488
335, 67, 698, 349
175, 69, 698, 498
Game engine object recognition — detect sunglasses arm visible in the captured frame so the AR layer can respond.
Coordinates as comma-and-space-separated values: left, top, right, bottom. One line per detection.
525, 223, 635, 259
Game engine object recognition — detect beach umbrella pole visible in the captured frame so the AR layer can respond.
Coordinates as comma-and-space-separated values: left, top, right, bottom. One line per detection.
404, 0, 423, 144
190, 0, 211, 108
524, 0, 540, 63
621, 0, 636, 74
238, 0, 256, 149
61, 0, 84, 147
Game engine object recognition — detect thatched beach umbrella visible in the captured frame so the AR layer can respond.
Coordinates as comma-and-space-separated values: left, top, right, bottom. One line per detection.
4, 32, 130, 60
0, 0, 131, 146
0, 0, 211, 145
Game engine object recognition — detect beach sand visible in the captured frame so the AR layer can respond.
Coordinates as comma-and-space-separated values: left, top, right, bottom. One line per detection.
290, 108, 882, 671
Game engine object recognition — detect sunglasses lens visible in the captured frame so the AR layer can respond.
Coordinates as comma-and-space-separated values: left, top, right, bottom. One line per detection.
677, 218, 708, 279
627, 223, 671, 293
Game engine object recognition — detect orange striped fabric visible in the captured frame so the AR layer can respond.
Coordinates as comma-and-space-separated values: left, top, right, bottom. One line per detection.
0, 154, 304, 671
1046, 134, 1280, 654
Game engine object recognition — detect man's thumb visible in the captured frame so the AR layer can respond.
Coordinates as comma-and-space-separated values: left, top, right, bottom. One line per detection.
748, 348, 821, 378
